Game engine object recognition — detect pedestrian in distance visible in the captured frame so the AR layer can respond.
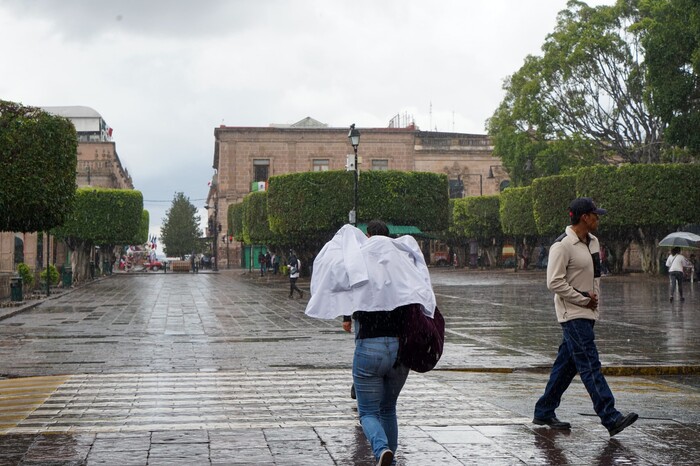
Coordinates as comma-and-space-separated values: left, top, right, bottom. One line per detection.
288, 250, 303, 298
258, 251, 266, 277
666, 246, 691, 302
534, 197, 638, 437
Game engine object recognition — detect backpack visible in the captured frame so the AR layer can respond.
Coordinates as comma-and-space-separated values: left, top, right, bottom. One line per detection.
396, 304, 445, 373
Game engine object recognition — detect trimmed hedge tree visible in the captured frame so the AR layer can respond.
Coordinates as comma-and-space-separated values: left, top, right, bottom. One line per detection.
500, 186, 538, 269
531, 174, 577, 237
0, 100, 78, 232
577, 163, 700, 273
452, 195, 502, 266
54, 188, 143, 281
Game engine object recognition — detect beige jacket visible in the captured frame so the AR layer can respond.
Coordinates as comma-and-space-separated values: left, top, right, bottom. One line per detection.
546, 226, 601, 323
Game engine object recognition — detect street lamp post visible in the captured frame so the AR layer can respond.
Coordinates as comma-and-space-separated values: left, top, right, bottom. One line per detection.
347, 124, 360, 225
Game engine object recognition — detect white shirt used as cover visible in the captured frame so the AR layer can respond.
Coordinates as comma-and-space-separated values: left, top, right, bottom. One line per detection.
304, 224, 436, 320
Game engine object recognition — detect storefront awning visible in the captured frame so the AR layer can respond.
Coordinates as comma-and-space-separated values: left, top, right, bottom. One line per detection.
356, 223, 424, 236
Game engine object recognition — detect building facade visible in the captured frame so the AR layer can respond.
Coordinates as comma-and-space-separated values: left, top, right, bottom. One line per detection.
208, 118, 508, 268
1, 106, 133, 298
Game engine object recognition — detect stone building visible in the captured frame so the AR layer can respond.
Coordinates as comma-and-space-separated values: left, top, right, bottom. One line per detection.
208, 117, 509, 268
1, 106, 133, 298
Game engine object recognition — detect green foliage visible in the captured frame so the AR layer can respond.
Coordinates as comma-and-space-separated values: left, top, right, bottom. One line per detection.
228, 202, 244, 241
54, 188, 144, 246
16, 262, 34, 288
242, 191, 273, 244
487, 1, 667, 176
577, 163, 700, 229
451, 195, 502, 242
531, 174, 577, 236
499, 186, 537, 237
267, 171, 353, 235
638, 0, 700, 154
134, 210, 149, 245
160, 192, 202, 258
0, 100, 78, 232
267, 170, 449, 236
40, 264, 59, 286
360, 171, 449, 232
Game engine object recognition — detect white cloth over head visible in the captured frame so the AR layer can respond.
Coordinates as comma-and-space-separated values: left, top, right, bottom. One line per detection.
304, 224, 436, 319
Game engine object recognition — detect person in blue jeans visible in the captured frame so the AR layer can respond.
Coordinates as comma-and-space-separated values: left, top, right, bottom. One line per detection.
534, 198, 638, 437
351, 220, 406, 466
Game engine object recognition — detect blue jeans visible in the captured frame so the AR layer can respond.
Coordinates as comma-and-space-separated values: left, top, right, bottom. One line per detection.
669, 271, 684, 298
534, 318, 621, 429
353, 335, 409, 461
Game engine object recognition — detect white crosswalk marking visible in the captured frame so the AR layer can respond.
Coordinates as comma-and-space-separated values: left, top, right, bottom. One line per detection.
1, 370, 526, 434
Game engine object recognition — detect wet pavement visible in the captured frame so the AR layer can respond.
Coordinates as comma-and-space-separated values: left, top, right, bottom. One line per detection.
0, 269, 699, 464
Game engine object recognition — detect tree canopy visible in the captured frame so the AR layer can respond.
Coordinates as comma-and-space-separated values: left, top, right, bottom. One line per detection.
0, 100, 78, 232
638, 0, 700, 154
487, 0, 684, 185
160, 192, 202, 258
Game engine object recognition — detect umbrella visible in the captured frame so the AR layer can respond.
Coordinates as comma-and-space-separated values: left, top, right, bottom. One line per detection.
659, 231, 700, 248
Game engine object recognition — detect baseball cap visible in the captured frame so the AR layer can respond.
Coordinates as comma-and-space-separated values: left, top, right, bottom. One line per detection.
569, 197, 607, 217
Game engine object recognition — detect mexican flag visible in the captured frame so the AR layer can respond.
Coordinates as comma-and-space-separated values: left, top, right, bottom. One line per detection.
251, 181, 267, 192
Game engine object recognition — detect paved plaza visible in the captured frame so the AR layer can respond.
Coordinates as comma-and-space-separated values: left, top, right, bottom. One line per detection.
0, 269, 699, 464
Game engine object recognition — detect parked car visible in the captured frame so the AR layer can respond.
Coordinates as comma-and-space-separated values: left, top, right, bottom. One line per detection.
146, 259, 164, 271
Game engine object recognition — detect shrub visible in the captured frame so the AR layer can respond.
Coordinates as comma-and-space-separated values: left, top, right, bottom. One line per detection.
17, 263, 35, 288
40, 264, 60, 286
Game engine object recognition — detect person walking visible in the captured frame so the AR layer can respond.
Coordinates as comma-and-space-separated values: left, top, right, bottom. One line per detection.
305, 220, 437, 465
666, 247, 690, 302
288, 250, 303, 298
534, 197, 638, 437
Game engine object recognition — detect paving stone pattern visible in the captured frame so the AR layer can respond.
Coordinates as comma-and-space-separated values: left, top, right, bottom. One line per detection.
0, 270, 699, 464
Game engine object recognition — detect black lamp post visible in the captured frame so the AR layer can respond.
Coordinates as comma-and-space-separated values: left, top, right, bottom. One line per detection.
348, 124, 360, 225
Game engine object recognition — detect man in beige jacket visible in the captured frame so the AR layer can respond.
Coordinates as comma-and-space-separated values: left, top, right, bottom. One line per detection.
533, 198, 638, 437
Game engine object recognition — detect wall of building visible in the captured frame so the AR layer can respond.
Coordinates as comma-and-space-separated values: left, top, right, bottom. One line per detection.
211, 125, 508, 268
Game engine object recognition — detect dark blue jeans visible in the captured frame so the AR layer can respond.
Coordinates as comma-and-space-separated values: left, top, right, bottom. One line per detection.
534, 318, 621, 429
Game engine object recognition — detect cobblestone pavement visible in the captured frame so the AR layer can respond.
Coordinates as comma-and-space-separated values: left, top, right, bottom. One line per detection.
0, 270, 699, 464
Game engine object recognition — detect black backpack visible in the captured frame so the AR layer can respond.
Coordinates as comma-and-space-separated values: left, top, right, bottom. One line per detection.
396, 304, 445, 373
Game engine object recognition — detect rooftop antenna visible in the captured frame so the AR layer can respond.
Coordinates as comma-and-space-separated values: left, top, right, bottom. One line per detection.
429, 101, 433, 132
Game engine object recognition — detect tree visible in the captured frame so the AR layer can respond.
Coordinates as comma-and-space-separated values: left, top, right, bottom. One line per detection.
0, 100, 78, 232
638, 0, 700, 155
134, 210, 149, 246
53, 188, 143, 281
500, 186, 538, 269
451, 195, 503, 266
487, 1, 667, 183
160, 192, 202, 259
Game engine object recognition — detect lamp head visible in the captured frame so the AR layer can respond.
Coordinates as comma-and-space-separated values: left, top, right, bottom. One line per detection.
348, 124, 360, 148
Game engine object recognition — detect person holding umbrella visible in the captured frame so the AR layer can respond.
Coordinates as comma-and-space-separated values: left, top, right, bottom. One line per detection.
666, 246, 691, 302
305, 220, 436, 466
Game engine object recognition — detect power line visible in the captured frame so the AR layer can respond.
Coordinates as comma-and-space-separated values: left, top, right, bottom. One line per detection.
143, 198, 208, 203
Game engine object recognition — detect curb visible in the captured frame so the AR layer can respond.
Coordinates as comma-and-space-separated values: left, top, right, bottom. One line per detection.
0, 276, 106, 322
439, 365, 700, 376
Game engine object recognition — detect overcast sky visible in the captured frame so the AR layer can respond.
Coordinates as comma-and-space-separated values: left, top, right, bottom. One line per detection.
0, 0, 613, 255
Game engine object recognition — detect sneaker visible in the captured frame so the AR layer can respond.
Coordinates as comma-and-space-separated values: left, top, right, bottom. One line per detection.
608, 412, 638, 437
532, 416, 571, 429
377, 449, 393, 466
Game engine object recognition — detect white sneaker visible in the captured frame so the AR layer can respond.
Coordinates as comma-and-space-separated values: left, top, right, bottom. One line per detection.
377, 449, 393, 466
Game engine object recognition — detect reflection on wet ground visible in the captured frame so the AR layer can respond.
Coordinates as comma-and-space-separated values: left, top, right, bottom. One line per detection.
0, 270, 699, 464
